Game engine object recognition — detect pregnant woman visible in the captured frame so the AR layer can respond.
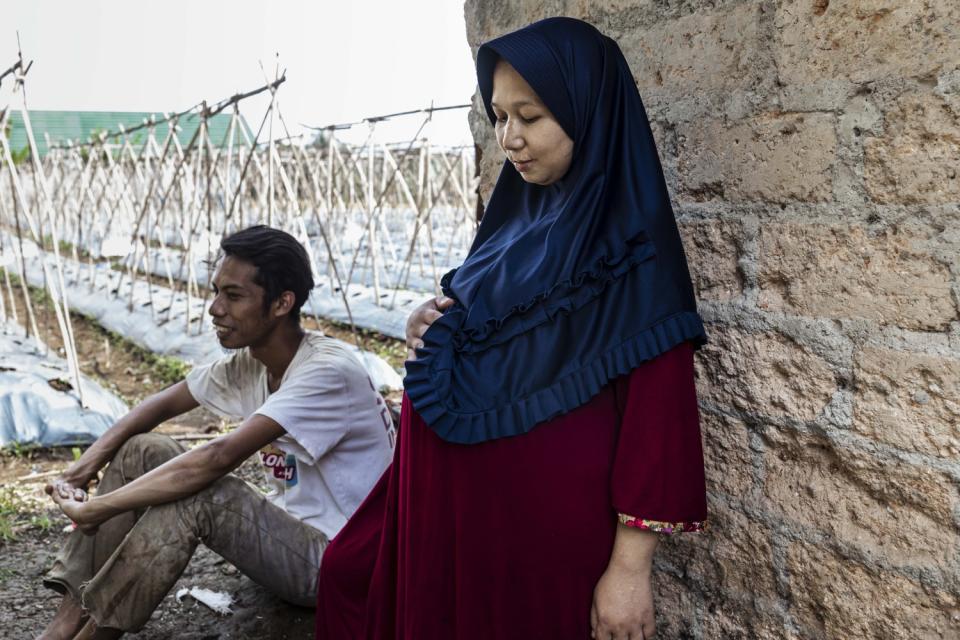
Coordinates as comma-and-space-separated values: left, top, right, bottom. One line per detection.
316, 17, 709, 640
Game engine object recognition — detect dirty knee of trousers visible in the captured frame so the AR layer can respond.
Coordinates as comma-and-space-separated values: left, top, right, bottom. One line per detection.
187, 476, 261, 540
109, 433, 186, 484
79, 498, 202, 633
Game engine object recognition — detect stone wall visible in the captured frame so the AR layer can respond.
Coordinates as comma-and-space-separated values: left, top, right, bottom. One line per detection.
462, 1, 960, 637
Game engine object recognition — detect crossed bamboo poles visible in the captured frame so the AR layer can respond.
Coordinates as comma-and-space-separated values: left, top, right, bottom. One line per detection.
0, 45, 479, 404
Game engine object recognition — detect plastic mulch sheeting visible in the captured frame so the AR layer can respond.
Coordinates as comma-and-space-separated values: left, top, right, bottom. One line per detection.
11, 245, 404, 391
0, 326, 128, 447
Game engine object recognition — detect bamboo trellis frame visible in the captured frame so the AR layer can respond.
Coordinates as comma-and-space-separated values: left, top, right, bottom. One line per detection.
1, 49, 479, 372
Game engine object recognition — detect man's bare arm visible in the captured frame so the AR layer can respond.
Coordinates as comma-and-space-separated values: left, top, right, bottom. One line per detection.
52, 413, 286, 531
54, 381, 200, 494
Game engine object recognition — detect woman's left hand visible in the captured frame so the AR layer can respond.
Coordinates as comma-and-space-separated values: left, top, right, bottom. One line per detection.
590, 560, 656, 639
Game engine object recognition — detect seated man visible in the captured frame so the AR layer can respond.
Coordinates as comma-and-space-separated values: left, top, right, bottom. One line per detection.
39, 225, 395, 640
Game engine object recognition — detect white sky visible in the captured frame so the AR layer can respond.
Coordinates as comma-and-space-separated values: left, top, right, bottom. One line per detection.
0, 0, 478, 146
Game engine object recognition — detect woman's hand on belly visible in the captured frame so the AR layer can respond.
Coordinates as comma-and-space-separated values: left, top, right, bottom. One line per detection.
405, 295, 454, 361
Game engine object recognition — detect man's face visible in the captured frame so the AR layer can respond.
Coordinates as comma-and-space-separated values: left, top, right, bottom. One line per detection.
208, 256, 277, 349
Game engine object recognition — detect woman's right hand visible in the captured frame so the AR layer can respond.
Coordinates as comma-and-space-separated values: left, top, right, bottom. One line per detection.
406, 295, 455, 361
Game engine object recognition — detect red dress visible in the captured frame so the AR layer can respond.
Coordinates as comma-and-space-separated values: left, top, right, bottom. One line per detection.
316, 342, 707, 639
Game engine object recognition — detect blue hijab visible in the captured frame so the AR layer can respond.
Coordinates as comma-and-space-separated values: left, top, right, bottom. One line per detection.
404, 17, 706, 444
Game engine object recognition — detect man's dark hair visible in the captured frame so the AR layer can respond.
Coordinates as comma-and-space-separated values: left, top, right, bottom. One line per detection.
219, 225, 314, 321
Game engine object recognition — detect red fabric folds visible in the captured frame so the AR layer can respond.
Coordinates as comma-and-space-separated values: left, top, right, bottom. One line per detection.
316, 342, 706, 640
611, 340, 708, 524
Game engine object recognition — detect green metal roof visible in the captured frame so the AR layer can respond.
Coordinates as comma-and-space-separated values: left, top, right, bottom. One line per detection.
3, 110, 254, 158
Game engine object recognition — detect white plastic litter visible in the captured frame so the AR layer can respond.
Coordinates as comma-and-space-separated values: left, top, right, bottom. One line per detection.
175, 586, 234, 615
0, 324, 128, 447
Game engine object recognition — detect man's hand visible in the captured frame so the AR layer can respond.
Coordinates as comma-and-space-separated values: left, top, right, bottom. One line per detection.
44, 456, 102, 503
45, 467, 97, 525
45, 478, 89, 503
590, 561, 656, 639
63, 458, 102, 488
48, 484, 105, 535
405, 295, 455, 361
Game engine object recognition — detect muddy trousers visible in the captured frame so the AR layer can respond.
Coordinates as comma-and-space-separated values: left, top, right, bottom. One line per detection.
43, 433, 328, 632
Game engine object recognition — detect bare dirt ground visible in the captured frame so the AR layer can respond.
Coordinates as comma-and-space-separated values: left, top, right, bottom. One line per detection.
0, 525, 315, 640
0, 287, 407, 639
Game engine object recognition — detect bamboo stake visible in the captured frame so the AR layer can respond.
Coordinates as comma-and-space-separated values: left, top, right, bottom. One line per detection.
13, 70, 85, 402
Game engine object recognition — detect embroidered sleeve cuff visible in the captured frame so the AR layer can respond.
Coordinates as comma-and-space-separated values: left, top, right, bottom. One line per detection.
617, 513, 706, 534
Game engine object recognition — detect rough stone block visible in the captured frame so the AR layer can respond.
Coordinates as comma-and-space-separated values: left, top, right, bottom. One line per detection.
763, 428, 959, 568
758, 224, 956, 331
678, 113, 837, 203
651, 571, 698, 638
464, 0, 557, 46
838, 95, 883, 143
678, 219, 743, 301
778, 78, 855, 113
469, 102, 505, 208
788, 541, 960, 639
775, 0, 960, 85
695, 328, 836, 421
701, 411, 754, 498
707, 507, 778, 599
655, 522, 713, 583
854, 346, 960, 457
656, 506, 782, 638
864, 92, 960, 205
699, 607, 798, 640
614, 2, 768, 95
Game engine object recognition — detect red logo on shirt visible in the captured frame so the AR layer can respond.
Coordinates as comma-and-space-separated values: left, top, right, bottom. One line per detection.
260, 447, 298, 486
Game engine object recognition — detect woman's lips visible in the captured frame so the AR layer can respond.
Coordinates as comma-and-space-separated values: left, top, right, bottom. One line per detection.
513, 159, 533, 173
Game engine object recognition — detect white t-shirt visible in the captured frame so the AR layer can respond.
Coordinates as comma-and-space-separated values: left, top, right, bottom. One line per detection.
185, 331, 395, 539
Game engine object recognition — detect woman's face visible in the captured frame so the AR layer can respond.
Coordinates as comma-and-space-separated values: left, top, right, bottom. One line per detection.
491, 60, 574, 186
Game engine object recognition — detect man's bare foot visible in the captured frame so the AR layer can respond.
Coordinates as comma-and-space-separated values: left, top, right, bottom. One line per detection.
37, 594, 88, 640
74, 618, 123, 640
